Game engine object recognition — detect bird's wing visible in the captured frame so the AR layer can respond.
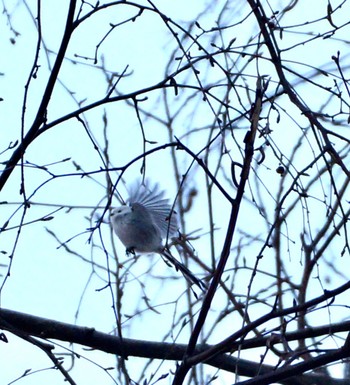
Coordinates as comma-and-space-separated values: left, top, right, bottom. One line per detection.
128, 181, 178, 238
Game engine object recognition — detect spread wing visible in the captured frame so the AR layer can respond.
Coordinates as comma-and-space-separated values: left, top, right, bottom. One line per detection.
128, 180, 178, 238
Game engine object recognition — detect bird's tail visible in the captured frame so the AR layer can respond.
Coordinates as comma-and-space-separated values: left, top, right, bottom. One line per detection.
161, 249, 206, 291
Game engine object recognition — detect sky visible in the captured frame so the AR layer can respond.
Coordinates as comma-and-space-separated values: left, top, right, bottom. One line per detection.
1, 0, 350, 384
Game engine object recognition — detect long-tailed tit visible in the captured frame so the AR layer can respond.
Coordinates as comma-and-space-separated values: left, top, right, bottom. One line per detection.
110, 181, 204, 289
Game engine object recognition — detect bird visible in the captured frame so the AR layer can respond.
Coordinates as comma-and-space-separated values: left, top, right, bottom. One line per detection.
110, 180, 204, 290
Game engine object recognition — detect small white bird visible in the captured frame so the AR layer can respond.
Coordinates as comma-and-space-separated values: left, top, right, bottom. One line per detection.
110, 181, 204, 289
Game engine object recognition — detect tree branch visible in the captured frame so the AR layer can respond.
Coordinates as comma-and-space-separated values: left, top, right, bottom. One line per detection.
0, 308, 348, 385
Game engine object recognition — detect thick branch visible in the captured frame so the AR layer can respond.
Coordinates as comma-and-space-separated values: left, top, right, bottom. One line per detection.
0, 308, 348, 385
172, 76, 265, 385
0, 0, 77, 191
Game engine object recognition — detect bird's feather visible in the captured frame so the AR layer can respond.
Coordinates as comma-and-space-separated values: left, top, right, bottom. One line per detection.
128, 181, 178, 238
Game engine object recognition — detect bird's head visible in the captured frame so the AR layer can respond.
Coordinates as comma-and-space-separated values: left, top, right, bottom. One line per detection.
110, 205, 133, 220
